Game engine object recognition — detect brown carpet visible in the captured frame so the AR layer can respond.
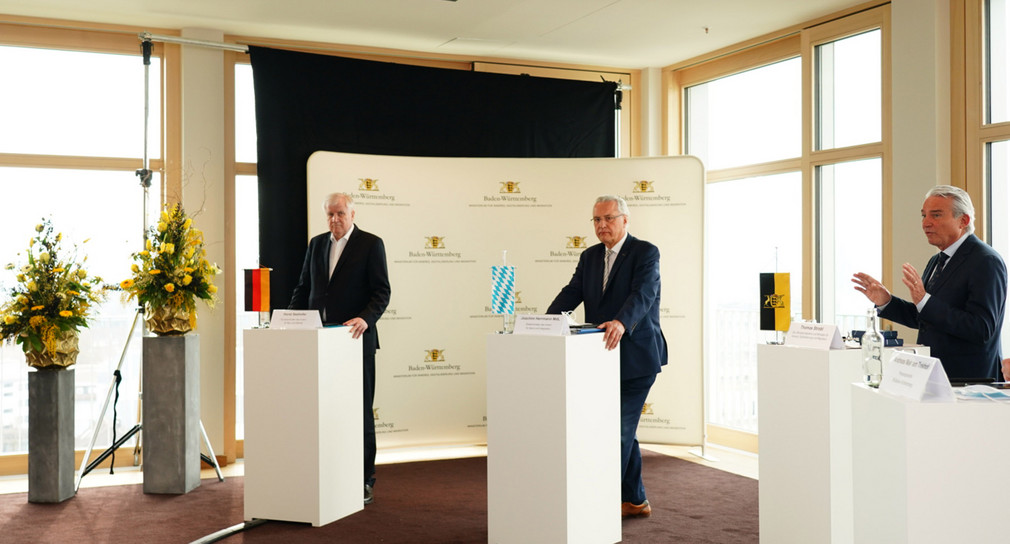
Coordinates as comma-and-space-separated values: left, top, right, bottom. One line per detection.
0, 450, 757, 543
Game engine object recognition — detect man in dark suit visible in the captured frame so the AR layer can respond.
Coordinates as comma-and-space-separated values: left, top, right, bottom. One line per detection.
547, 195, 668, 518
853, 185, 1007, 381
290, 192, 391, 505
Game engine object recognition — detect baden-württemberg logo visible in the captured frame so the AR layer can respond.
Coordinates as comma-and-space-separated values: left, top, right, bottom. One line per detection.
499, 181, 520, 193
639, 402, 677, 430
632, 180, 654, 193
763, 293, 787, 309
470, 179, 548, 208
373, 406, 406, 434
620, 179, 676, 206
405, 348, 461, 374
349, 177, 406, 206
534, 234, 589, 263
566, 236, 590, 249
552, 235, 590, 258
425, 236, 446, 249
398, 235, 470, 262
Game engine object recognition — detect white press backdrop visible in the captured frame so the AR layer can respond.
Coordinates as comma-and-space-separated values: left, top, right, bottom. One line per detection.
306, 152, 704, 448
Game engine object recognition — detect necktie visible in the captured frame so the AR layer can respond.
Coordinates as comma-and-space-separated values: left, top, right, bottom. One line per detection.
926, 252, 949, 292
602, 249, 614, 292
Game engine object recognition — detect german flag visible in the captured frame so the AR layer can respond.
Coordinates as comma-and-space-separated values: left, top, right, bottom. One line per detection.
244, 268, 271, 312
759, 273, 790, 331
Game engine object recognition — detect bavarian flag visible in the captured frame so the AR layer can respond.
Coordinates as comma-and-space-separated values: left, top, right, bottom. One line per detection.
759, 272, 790, 331
244, 267, 271, 312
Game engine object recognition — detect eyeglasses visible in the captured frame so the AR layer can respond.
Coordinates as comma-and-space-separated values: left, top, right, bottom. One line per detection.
591, 214, 625, 225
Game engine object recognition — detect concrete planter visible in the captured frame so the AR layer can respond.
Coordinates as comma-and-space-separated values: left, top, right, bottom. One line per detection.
142, 334, 200, 494
28, 368, 75, 503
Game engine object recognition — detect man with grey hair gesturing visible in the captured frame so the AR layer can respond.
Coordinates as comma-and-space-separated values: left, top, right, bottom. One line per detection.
852, 185, 1007, 381
547, 195, 667, 517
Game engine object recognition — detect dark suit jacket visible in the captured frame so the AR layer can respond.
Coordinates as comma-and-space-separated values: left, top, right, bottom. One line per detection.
546, 234, 668, 381
289, 225, 391, 355
879, 233, 1007, 380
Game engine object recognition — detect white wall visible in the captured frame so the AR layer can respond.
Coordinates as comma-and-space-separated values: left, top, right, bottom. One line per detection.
889, 0, 952, 338
180, 28, 227, 454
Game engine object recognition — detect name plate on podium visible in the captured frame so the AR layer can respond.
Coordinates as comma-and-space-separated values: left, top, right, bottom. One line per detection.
880, 351, 955, 402
513, 314, 569, 336
784, 322, 844, 350
270, 309, 323, 330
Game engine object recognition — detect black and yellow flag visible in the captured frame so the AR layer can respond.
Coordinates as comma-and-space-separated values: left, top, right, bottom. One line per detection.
759, 273, 790, 331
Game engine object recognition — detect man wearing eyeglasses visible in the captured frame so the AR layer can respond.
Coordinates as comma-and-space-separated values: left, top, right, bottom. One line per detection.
547, 195, 668, 518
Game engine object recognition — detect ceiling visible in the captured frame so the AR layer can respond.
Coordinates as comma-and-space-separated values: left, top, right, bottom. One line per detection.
1, 0, 866, 68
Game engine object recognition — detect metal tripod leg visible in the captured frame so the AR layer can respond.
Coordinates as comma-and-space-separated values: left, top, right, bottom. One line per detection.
200, 420, 224, 482
76, 307, 144, 492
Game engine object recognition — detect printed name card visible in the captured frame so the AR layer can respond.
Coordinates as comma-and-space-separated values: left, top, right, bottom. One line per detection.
269, 309, 323, 330
783, 322, 844, 350
513, 314, 569, 336
879, 351, 955, 402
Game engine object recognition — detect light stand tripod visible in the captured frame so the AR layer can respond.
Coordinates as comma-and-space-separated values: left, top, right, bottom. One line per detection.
75, 37, 222, 492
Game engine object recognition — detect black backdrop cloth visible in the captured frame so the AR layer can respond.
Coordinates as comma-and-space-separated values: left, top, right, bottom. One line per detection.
249, 46, 616, 308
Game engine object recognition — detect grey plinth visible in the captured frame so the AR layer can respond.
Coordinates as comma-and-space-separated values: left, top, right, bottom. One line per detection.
28, 368, 75, 503
142, 334, 200, 494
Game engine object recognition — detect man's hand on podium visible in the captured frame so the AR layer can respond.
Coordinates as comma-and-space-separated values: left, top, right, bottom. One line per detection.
343, 317, 368, 339
598, 320, 625, 350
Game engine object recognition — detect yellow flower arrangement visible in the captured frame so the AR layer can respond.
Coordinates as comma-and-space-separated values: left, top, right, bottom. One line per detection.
0, 219, 106, 364
121, 205, 219, 324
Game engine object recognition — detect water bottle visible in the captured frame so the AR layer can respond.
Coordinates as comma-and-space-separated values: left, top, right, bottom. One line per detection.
861, 308, 885, 387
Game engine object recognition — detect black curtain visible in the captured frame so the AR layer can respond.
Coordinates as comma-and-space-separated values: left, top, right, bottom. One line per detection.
249, 46, 616, 307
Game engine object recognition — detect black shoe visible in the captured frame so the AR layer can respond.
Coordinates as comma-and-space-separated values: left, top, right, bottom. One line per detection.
364, 484, 374, 505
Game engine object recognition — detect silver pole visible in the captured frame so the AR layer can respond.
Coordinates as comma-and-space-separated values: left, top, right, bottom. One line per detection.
139, 32, 249, 53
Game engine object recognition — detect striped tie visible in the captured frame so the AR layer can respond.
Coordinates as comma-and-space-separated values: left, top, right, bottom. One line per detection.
603, 249, 614, 292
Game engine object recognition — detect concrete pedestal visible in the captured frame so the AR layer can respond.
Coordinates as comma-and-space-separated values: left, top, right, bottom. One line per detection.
142, 334, 201, 494
28, 368, 75, 503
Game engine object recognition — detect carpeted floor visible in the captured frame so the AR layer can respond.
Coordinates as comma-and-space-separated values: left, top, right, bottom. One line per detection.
0, 450, 757, 543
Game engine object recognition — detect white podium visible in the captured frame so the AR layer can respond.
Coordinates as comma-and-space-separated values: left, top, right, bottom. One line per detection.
851, 384, 1010, 543
486, 333, 621, 544
757, 344, 927, 544
243, 327, 363, 527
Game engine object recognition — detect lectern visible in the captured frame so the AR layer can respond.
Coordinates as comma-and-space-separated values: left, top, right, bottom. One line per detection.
757, 344, 927, 544
243, 327, 363, 527
486, 333, 621, 544
852, 384, 1010, 543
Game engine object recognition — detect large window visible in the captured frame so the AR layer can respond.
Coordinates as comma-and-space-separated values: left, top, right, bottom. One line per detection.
813, 26, 884, 330
686, 55, 803, 433
676, 6, 887, 438
816, 159, 882, 331
976, 0, 1010, 353
233, 63, 259, 440
705, 173, 802, 430
686, 59, 801, 170
0, 42, 162, 455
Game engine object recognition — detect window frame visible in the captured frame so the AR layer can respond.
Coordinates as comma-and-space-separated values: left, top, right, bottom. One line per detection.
0, 18, 181, 473
665, 2, 890, 450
